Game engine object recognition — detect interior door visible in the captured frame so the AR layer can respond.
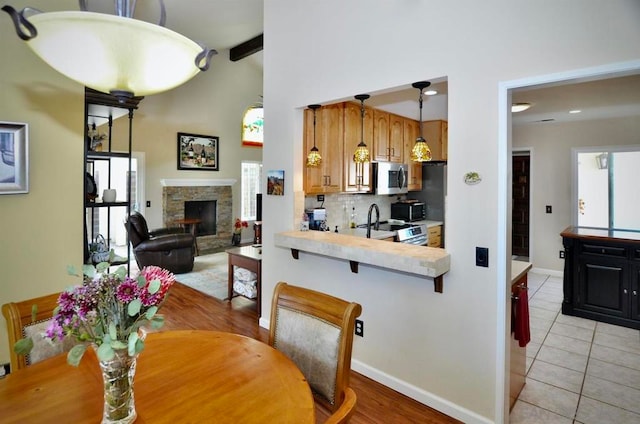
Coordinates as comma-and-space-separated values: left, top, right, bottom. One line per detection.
512, 154, 530, 258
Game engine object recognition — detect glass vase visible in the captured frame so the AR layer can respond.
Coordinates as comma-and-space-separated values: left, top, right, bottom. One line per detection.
232, 233, 241, 246
96, 348, 139, 424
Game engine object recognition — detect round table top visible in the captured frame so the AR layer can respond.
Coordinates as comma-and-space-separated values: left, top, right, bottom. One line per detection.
0, 330, 315, 423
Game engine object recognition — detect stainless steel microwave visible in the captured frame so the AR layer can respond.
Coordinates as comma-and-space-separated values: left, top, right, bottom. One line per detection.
374, 162, 408, 195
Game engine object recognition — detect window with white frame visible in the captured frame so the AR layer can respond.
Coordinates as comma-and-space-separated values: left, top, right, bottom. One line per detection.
241, 161, 262, 221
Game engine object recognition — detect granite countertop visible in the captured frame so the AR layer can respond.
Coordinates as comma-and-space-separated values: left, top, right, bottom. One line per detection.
274, 230, 450, 283
511, 260, 532, 285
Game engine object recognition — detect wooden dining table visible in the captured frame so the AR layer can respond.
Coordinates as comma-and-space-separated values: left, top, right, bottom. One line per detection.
0, 330, 315, 423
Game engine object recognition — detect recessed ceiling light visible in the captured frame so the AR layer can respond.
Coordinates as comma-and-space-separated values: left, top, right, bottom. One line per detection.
569, 109, 582, 114
425, 90, 438, 96
512, 103, 531, 113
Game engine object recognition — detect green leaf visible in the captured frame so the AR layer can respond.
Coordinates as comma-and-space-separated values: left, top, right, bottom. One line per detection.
96, 262, 109, 273
14, 337, 34, 356
137, 276, 146, 288
113, 266, 127, 280
109, 249, 116, 262
127, 299, 142, 316
148, 279, 161, 295
97, 342, 114, 361
128, 332, 139, 356
134, 338, 145, 355
110, 340, 127, 350
150, 315, 165, 329
67, 265, 79, 277
67, 344, 87, 367
145, 306, 158, 320
108, 322, 117, 340
30, 304, 38, 323
82, 264, 96, 278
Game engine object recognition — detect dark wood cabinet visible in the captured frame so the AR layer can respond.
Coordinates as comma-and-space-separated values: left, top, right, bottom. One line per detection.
562, 227, 640, 329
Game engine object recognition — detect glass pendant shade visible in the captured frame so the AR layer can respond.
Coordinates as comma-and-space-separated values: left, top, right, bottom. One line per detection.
411, 81, 432, 162
3, 4, 216, 101
410, 137, 432, 162
353, 94, 370, 164
306, 104, 322, 167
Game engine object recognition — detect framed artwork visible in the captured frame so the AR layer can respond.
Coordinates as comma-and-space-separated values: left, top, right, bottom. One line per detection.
241, 104, 263, 147
267, 170, 284, 195
0, 121, 29, 194
177, 132, 219, 171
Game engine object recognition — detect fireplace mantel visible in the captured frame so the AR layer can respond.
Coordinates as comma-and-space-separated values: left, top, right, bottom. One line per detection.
160, 179, 237, 187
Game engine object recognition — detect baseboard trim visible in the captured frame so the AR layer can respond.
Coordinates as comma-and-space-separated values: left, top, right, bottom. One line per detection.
351, 359, 493, 424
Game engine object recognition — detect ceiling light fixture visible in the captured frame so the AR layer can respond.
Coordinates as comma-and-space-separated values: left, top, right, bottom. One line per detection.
569, 109, 582, 114
2, 0, 217, 103
353, 94, 371, 164
425, 90, 438, 96
306, 104, 322, 167
511, 103, 532, 113
410, 81, 432, 162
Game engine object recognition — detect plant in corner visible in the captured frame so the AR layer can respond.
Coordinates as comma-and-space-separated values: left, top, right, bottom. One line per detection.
14, 262, 176, 424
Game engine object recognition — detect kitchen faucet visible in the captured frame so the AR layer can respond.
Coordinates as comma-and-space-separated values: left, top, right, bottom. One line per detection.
366, 203, 380, 238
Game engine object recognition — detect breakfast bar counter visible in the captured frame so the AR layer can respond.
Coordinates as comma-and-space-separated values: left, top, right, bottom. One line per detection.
274, 230, 450, 292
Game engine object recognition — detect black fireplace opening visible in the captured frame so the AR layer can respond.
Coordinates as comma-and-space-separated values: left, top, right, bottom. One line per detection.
184, 200, 216, 236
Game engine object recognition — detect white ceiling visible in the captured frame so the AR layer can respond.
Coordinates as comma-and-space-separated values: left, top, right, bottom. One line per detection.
70, 1, 640, 125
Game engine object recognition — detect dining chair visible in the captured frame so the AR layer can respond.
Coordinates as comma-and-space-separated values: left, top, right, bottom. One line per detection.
269, 281, 362, 423
2, 292, 73, 372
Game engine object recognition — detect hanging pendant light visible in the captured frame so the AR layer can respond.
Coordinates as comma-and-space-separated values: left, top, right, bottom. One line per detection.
353, 94, 371, 164
306, 104, 322, 167
2, 0, 217, 103
411, 81, 432, 162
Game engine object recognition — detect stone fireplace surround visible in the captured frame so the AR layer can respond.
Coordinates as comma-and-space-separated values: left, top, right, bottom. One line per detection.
161, 179, 236, 252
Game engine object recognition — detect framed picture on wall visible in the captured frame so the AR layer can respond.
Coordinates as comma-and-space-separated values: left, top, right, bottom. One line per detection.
177, 132, 219, 171
267, 170, 284, 195
0, 121, 29, 195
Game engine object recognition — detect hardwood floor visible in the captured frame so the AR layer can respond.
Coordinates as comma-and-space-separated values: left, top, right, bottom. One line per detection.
161, 282, 461, 424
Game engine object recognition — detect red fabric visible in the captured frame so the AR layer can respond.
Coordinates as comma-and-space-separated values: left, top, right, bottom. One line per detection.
514, 286, 530, 347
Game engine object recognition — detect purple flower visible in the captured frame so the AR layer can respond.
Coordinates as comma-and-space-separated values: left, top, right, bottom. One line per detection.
116, 278, 139, 303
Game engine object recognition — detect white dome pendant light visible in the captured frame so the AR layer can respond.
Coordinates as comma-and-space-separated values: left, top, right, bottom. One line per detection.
3, 0, 217, 103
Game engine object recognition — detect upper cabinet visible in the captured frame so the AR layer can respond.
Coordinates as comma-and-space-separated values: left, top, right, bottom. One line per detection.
373, 110, 403, 163
343, 102, 373, 193
423, 120, 448, 161
304, 103, 344, 194
403, 119, 422, 191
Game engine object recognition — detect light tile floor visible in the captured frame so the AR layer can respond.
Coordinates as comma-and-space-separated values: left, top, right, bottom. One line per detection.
510, 272, 640, 424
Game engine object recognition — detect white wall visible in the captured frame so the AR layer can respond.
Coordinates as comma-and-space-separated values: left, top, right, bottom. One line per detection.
514, 116, 640, 271
262, 1, 640, 422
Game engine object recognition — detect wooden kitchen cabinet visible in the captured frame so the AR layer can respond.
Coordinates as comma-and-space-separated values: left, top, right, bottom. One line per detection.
372, 110, 403, 163
343, 102, 373, 193
427, 225, 442, 248
561, 227, 640, 329
422, 120, 448, 161
403, 118, 422, 191
304, 103, 344, 194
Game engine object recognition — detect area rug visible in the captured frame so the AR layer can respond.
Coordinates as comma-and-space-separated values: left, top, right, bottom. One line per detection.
174, 252, 229, 301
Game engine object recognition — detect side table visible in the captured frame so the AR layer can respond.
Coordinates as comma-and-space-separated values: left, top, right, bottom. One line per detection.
226, 246, 262, 316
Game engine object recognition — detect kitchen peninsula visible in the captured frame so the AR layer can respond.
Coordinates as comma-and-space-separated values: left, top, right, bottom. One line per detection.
274, 231, 450, 292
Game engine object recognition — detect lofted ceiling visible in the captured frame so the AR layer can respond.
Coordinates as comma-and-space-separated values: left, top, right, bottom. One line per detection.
46, 1, 640, 126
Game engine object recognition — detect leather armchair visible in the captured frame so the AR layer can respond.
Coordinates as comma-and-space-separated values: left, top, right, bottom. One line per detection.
125, 212, 195, 274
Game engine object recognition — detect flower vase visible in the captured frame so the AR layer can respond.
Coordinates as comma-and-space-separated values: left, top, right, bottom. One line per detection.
232, 233, 241, 246
96, 348, 139, 424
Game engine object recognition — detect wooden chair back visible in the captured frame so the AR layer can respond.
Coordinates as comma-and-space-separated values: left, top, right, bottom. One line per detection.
268, 281, 362, 419
2, 292, 65, 371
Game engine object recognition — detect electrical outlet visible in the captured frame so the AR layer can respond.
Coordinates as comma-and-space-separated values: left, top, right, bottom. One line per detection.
146, 201, 151, 208
317, 195, 325, 202
355, 319, 364, 337
546, 205, 552, 213
559, 250, 565, 259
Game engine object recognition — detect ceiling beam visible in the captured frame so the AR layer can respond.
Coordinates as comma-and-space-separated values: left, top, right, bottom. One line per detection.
230, 33, 263, 62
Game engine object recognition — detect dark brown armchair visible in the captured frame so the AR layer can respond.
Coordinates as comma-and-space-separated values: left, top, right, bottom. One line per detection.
125, 212, 195, 274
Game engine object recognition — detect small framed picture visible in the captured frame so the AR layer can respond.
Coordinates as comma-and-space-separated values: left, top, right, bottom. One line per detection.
177, 132, 219, 171
0, 121, 29, 195
267, 170, 285, 195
